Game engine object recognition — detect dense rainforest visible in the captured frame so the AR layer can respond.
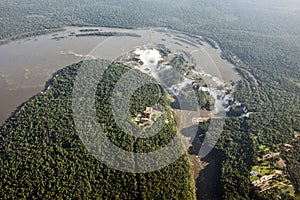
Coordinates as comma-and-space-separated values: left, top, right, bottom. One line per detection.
0, 60, 195, 199
0, 0, 300, 199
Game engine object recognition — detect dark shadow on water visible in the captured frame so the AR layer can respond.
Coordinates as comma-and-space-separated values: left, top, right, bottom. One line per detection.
181, 123, 224, 200
195, 151, 224, 200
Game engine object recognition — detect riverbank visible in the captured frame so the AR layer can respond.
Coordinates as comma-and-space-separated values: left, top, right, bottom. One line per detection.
0, 26, 240, 125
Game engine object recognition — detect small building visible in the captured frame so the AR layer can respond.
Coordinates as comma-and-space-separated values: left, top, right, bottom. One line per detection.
144, 107, 153, 114
251, 171, 259, 177
135, 116, 141, 122
284, 144, 293, 148
135, 114, 142, 122
192, 117, 209, 124
262, 152, 280, 160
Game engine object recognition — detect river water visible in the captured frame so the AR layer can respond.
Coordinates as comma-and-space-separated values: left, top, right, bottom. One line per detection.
0, 26, 240, 125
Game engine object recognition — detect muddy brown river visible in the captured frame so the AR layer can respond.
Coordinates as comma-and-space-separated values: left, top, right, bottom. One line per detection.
0, 26, 240, 125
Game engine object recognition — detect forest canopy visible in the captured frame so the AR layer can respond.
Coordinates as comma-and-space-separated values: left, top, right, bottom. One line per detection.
0, 0, 300, 199
0, 60, 195, 199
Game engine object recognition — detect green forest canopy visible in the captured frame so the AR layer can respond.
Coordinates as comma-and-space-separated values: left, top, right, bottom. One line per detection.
0, 0, 300, 199
0, 61, 195, 199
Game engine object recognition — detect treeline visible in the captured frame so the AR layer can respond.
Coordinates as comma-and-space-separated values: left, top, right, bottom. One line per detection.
216, 34, 300, 199
75, 32, 141, 37
0, 60, 195, 199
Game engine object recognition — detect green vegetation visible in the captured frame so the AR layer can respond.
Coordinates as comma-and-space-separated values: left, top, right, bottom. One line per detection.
195, 90, 214, 111
75, 32, 141, 37
0, 60, 195, 199
283, 137, 300, 194
0, 0, 300, 199
168, 53, 215, 111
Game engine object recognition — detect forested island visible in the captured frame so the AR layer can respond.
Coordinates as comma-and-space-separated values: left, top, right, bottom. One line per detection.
75, 32, 141, 37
